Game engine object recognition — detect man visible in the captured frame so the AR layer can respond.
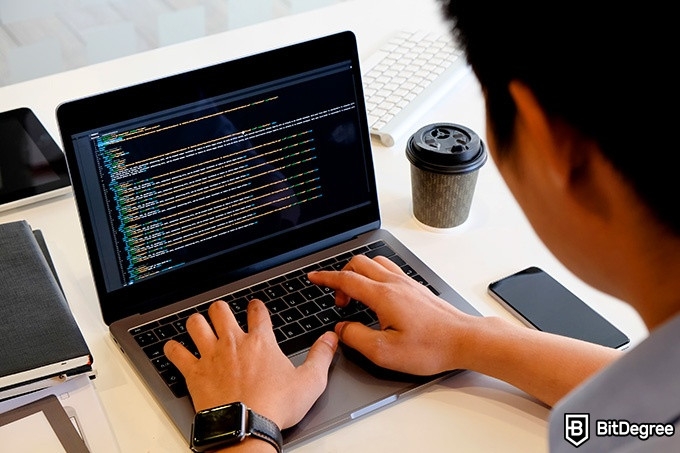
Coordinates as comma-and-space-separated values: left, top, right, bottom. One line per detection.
165, 1, 679, 451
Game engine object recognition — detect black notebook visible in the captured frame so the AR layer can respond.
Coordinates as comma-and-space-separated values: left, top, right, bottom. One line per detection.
0, 220, 92, 397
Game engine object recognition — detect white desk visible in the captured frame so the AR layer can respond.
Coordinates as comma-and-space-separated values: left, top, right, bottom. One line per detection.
0, 0, 648, 451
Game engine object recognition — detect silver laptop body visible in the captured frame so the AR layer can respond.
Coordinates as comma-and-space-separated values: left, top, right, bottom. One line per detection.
57, 31, 480, 447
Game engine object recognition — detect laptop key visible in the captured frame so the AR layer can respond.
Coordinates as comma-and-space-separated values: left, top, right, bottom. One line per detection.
316, 294, 335, 309
134, 331, 159, 347
319, 257, 337, 268
388, 254, 407, 267
332, 260, 349, 270
282, 277, 304, 292
265, 284, 287, 299
284, 269, 305, 279
265, 298, 288, 313
168, 380, 189, 398
317, 308, 341, 325
300, 286, 323, 300
411, 274, 429, 286
280, 307, 303, 324
336, 251, 354, 261
251, 281, 270, 292
154, 324, 178, 341
281, 322, 305, 339
270, 313, 285, 329
229, 297, 249, 313
152, 356, 173, 372
130, 321, 159, 336
246, 290, 269, 302
298, 301, 321, 316
400, 264, 416, 277
300, 316, 323, 332
143, 342, 165, 360
278, 324, 336, 356
351, 245, 370, 255
159, 314, 179, 325
302, 263, 321, 274
173, 319, 187, 333
283, 291, 305, 306
365, 244, 395, 259
160, 368, 183, 387
299, 273, 313, 286
161, 364, 188, 397
269, 275, 287, 285
232, 288, 251, 299
336, 301, 359, 317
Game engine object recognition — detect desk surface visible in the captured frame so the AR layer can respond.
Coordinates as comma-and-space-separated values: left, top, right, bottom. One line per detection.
0, 0, 648, 451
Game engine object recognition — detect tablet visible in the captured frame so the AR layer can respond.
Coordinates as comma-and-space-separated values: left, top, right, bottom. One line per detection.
0, 108, 71, 211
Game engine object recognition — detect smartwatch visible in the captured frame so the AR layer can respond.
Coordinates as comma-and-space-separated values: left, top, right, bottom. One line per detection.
190, 402, 283, 452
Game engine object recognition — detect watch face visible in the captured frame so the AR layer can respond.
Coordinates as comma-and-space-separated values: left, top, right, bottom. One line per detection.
191, 402, 247, 452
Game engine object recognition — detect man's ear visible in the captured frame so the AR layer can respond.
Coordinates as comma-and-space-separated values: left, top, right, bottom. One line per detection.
507, 80, 585, 190
507, 80, 609, 217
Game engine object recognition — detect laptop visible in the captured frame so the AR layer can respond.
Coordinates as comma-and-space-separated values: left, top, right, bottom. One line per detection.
56, 31, 481, 448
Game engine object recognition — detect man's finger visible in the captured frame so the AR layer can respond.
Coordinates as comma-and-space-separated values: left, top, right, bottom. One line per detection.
309, 267, 386, 311
334, 321, 391, 365
209, 300, 241, 340
344, 254, 400, 281
164, 338, 199, 374
245, 299, 274, 335
300, 331, 338, 376
289, 331, 339, 424
186, 312, 218, 354
372, 255, 404, 274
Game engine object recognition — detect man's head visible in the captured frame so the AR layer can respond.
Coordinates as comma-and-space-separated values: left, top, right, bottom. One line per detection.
440, 2, 676, 236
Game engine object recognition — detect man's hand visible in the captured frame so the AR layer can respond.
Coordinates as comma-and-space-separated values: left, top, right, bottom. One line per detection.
309, 255, 477, 376
164, 299, 338, 430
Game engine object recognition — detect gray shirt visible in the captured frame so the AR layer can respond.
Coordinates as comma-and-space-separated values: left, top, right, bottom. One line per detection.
549, 313, 680, 452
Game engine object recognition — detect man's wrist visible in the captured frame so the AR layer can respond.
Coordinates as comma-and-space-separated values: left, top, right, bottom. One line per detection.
191, 403, 283, 453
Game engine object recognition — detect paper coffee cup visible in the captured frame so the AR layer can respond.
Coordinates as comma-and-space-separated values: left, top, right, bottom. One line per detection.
406, 123, 487, 229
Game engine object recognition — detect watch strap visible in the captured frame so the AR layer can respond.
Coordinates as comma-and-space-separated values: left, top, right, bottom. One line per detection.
247, 409, 283, 452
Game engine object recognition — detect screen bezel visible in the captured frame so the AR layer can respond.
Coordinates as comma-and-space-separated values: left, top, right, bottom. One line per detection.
0, 107, 70, 206
57, 31, 380, 325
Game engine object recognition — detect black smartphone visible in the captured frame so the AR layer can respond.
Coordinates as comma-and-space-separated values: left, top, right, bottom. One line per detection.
488, 266, 630, 349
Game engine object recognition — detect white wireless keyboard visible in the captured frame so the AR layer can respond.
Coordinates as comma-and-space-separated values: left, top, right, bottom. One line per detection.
362, 30, 470, 147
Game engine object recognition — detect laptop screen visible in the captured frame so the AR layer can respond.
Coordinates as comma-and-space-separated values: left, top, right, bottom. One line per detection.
58, 32, 380, 323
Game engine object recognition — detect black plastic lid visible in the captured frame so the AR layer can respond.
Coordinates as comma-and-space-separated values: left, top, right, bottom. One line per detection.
406, 123, 487, 174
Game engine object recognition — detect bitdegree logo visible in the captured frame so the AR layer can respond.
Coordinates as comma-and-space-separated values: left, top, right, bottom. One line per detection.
565, 413, 675, 447
565, 414, 590, 447
597, 419, 675, 441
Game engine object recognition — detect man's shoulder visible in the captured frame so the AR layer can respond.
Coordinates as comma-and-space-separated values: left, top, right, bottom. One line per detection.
548, 313, 680, 452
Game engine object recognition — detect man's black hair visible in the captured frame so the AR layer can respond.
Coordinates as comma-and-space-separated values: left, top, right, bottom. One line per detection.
440, 1, 677, 235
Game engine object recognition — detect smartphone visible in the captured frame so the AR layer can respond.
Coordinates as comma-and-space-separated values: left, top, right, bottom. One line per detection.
488, 266, 630, 349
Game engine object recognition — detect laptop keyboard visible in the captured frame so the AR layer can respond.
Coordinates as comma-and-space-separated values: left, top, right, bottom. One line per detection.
129, 240, 440, 398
